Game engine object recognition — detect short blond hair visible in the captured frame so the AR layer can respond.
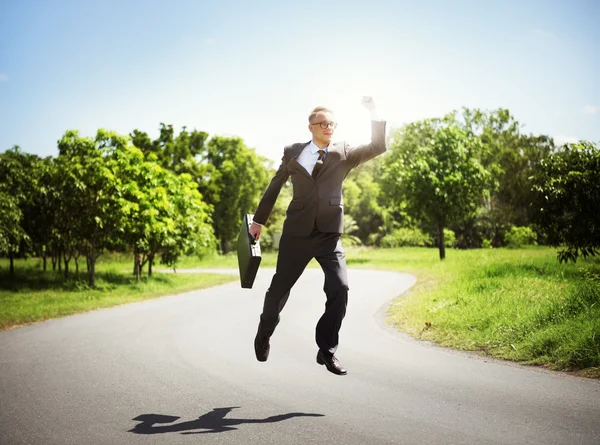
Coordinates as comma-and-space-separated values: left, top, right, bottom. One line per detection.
308, 106, 333, 124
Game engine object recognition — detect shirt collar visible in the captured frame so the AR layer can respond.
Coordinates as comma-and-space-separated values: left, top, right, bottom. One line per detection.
308, 140, 329, 155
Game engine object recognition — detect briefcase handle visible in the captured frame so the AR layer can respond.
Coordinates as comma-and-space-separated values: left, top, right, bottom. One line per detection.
246, 223, 258, 246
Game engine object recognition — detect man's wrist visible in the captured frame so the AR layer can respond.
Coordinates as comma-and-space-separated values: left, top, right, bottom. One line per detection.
370, 109, 382, 121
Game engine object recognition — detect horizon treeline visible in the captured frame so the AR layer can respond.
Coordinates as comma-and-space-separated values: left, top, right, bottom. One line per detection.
1, 108, 598, 285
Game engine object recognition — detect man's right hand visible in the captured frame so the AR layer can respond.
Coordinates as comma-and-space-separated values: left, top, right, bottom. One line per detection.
249, 221, 262, 241
361, 96, 376, 111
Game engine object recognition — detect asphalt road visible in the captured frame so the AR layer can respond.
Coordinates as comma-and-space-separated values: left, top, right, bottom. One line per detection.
1, 268, 599, 445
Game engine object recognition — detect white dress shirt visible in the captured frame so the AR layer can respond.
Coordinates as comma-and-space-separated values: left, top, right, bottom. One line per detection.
297, 140, 329, 176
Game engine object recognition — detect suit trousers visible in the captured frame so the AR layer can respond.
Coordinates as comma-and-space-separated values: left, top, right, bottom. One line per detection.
257, 225, 349, 355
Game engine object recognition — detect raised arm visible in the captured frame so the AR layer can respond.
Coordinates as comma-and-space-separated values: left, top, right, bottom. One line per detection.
346, 96, 387, 168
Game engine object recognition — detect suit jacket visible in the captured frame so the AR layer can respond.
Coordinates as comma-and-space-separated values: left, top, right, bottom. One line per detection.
253, 120, 386, 237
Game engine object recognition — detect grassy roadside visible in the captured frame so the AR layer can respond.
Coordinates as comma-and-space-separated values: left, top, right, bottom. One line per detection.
190, 246, 600, 377
346, 247, 600, 377
2, 247, 599, 377
0, 259, 237, 330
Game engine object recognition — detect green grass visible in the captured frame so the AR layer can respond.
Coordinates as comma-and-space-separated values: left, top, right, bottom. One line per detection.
2, 247, 599, 377
0, 258, 237, 330
184, 246, 600, 375
350, 247, 600, 376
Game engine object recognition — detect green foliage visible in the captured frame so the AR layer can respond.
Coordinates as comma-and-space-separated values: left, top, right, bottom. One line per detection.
341, 214, 362, 246
51, 128, 219, 284
55, 129, 127, 284
380, 228, 432, 248
343, 158, 388, 244
259, 181, 292, 251
0, 146, 38, 263
460, 108, 553, 228
382, 118, 496, 259
198, 136, 271, 252
256, 226, 274, 251
505, 226, 537, 248
443, 228, 456, 247
531, 141, 600, 263
130, 124, 208, 177
112, 145, 216, 275
437, 108, 553, 248
0, 191, 25, 255
2, 122, 275, 279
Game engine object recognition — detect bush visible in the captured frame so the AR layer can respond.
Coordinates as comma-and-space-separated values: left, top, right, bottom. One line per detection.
443, 228, 456, 247
505, 226, 537, 248
258, 227, 274, 251
531, 141, 600, 262
381, 228, 432, 248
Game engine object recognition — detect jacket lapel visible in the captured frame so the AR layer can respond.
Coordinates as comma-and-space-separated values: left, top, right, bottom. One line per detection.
287, 142, 311, 177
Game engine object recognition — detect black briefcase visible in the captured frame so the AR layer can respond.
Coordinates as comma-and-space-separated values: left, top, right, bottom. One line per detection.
236, 214, 262, 289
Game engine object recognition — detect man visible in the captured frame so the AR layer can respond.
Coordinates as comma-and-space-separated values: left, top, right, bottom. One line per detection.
249, 97, 386, 375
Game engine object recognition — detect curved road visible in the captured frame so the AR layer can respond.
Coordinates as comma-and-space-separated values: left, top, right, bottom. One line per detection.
1, 269, 599, 445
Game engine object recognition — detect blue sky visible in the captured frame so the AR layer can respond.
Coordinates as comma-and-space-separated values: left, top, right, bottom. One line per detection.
1, 0, 598, 162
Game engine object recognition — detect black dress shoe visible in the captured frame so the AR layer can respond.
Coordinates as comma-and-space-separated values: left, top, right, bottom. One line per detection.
254, 332, 270, 362
316, 350, 347, 375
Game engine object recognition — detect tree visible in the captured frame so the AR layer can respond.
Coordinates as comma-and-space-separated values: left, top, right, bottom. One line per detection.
56, 129, 125, 286
0, 146, 37, 275
130, 124, 208, 177
159, 171, 217, 270
256, 180, 292, 251
23, 156, 56, 271
382, 120, 495, 259
531, 141, 600, 263
343, 157, 387, 244
198, 136, 271, 252
0, 190, 26, 276
457, 108, 554, 246
112, 146, 216, 280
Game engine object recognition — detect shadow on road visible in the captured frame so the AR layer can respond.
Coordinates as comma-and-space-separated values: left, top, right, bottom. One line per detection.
129, 406, 325, 435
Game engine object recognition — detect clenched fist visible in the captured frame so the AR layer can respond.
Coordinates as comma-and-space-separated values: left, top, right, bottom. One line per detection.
361, 96, 376, 111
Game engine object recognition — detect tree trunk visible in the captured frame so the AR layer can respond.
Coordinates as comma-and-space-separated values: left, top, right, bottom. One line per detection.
88, 246, 96, 288
43, 252, 47, 272
134, 253, 142, 283
75, 257, 79, 274
63, 252, 70, 279
9, 252, 14, 277
148, 253, 154, 277
51, 251, 57, 271
438, 223, 446, 260
58, 249, 62, 272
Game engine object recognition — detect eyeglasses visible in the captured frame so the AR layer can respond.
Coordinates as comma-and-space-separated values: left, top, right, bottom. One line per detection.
311, 121, 338, 129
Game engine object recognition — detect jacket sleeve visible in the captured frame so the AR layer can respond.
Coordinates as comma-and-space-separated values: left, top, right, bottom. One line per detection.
346, 120, 387, 169
252, 152, 290, 225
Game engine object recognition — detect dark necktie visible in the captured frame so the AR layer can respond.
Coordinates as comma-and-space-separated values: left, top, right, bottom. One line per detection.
312, 149, 326, 179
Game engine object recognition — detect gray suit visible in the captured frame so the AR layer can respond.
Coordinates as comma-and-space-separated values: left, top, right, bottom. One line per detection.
254, 120, 386, 355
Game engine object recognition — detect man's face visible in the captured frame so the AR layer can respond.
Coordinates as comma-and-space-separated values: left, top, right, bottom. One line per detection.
309, 111, 336, 146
